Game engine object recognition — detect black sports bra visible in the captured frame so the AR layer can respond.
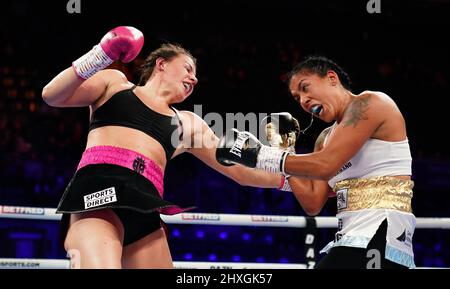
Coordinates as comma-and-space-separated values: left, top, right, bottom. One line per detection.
89, 86, 183, 161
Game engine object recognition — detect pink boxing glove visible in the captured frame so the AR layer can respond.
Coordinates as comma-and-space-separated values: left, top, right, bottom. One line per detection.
99, 26, 144, 63
72, 26, 144, 79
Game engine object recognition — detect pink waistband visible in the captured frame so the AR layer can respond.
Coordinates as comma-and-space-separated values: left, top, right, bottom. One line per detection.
77, 146, 164, 196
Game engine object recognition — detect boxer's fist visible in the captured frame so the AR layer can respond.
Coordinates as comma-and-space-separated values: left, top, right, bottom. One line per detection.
99, 26, 144, 63
73, 26, 144, 79
215, 129, 290, 174
216, 129, 261, 168
262, 112, 300, 151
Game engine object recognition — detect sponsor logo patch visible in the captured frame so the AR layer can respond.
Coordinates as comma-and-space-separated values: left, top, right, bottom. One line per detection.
84, 187, 117, 209
0, 206, 45, 215
336, 188, 348, 210
181, 213, 221, 221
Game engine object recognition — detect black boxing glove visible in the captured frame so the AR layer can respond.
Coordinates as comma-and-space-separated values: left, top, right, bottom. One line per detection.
216, 129, 290, 174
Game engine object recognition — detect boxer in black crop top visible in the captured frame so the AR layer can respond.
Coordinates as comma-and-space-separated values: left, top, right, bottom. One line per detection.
43, 39, 283, 268
89, 85, 183, 161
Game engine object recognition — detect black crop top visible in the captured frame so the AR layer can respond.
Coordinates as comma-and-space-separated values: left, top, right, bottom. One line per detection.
89, 86, 183, 161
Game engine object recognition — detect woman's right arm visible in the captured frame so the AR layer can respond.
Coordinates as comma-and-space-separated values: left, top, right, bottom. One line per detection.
288, 127, 333, 216
42, 69, 125, 107
42, 26, 144, 107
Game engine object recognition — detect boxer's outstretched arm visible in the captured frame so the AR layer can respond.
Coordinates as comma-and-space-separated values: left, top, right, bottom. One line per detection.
181, 111, 283, 188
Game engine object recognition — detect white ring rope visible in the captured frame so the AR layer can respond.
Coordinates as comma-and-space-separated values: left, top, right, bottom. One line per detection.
0, 258, 306, 269
1, 205, 449, 269
1, 205, 450, 229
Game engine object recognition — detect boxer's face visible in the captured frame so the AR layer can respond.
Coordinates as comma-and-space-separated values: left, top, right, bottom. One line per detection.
158, 54, 198, 102
289, 70, 338, 123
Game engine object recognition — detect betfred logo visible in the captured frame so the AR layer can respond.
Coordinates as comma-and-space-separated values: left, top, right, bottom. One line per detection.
0, 206, 45, 215
181, 214, 220, 221
251, 216, 289, 222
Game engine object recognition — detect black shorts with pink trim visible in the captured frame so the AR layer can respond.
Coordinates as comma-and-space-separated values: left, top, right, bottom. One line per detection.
56, 146, 195, 246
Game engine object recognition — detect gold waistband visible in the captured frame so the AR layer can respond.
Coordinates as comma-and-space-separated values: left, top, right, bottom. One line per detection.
333, 176, 414, 213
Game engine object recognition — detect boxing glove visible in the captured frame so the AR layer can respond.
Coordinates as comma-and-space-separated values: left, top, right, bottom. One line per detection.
216, 128, 291, 174
72, 26, 144, 79
261, 112, 300, 151
261, 112, 300, 191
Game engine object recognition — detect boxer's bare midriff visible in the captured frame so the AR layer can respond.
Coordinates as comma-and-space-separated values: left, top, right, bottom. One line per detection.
86, 126, 168, 170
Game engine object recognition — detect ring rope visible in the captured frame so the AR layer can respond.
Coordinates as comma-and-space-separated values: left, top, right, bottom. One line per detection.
1, 205, 450, 229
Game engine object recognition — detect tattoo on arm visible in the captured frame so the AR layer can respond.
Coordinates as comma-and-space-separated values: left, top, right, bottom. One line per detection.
343, 95, 371, 128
